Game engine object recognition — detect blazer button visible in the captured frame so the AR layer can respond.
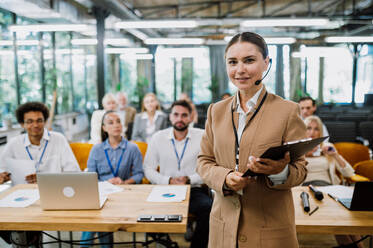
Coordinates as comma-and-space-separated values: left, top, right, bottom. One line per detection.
238, 234, 247, 242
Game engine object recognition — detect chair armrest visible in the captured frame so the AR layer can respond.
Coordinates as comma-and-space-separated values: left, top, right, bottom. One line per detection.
348, 174, 370, 182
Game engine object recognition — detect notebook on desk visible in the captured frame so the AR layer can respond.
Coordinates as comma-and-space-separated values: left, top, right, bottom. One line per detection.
337, 182, 373, 211
37, 172, 107, 210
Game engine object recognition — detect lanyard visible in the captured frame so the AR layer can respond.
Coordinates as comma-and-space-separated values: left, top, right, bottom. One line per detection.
104, 141, 127, 177
25, 132, 49, 171
231, 92, 267, 174
171, 137, 189, 170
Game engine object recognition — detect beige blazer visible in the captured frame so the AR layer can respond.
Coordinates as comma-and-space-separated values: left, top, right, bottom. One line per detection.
197, 86, 307, 248
123, 106, 137, 129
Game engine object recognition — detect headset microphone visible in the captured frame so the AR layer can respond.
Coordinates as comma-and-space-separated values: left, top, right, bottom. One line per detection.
255, 58, 273, 86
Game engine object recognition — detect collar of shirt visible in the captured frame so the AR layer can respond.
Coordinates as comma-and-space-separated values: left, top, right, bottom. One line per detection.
141, 110, 162, 120
236, 86, 263, 115
23, 128, 50, 147
167, 127, 191, 141
103, 137, 127, 151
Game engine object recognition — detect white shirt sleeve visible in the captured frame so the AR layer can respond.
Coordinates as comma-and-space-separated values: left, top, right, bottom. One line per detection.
58, 135, 81, 172
143, 136, 171, 185
268, 165, 289, 185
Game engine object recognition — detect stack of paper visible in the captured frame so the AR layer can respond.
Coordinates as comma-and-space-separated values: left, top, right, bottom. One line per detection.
147, 186, 187, 202
317, 185, 354, 199
0, 189, 39, 207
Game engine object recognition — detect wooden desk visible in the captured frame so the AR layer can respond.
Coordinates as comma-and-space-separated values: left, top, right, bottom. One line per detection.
0, 184, 190, 233
293, 186, 373, 235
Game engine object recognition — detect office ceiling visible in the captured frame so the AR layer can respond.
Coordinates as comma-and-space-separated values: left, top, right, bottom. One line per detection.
2, 0, 373, 43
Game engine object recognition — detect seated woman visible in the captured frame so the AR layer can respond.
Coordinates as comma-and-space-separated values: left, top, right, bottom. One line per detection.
303, 116, 364, 248
132, 92, 168, 143
81, 111, 144, 248
303, 115, 355, 186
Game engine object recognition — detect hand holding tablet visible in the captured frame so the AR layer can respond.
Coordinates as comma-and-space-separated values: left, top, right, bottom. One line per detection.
242, 136, 328, 177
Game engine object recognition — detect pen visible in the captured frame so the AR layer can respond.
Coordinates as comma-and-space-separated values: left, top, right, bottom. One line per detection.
328, 193, 339, 203
308, 206, 319, 216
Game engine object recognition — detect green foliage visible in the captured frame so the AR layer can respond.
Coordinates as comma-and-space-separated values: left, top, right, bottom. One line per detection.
134, 76, 149, 108
209, 75, 220, 102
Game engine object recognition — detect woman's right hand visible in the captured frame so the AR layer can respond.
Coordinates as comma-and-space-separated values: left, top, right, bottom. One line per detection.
225, 171, 250, 191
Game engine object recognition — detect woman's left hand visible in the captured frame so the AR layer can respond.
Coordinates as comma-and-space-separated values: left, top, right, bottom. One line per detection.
247, 152, 290, 175
108, 177, 123, 185
322, 144, 337, 156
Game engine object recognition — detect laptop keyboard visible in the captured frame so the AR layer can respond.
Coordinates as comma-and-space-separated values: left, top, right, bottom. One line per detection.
339, 198, 352, 209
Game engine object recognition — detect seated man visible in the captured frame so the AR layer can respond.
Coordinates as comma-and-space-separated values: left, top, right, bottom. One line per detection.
0, 102, 80, 183
116, 92, 137, 139
299, 96, 329, 137
144, 100, 212, 248
0, 102, 80, 246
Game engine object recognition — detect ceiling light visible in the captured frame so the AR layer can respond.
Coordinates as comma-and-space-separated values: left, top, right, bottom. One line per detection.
9, 24, 90, 33
71, 38, 132, 46
0, 40, 40, 46
264, 37, 296, 44
224, 36, 296, 44
71, 39, 97, 45
145, 38, 204, 45
105, 48, 149, 54
105, 38, 132, 46
325, 36, 373, 43
241, 18, 329, 27
115, 20, 198, 29
119, 54, 153, 60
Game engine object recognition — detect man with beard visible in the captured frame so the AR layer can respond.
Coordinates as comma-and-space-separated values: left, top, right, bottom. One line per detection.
144, 100, 212, 248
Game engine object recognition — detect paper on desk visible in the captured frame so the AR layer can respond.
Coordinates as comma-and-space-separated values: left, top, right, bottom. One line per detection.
5, 159, 36, 185
0, 189, 39, 207
98, 181, 123, 196
147, 185, 187, 202
316, 185, 354, 199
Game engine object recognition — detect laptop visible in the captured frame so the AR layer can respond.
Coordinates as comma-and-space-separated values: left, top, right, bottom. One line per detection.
37, 172, 107, 210
338, 182, 373, 211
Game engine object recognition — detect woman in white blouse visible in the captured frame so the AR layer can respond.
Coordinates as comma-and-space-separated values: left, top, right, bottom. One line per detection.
303, 115, 355, 186
303, 115, 363, 248
89, 93, 122, 144
132, 93, 168, 143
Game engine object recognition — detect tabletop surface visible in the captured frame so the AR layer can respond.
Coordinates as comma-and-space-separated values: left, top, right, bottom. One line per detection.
0, 184, 190, 233
1, 185, 373, 235
293, 186, 373, 235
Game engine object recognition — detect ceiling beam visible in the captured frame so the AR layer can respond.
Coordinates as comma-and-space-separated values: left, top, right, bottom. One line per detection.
222, 0, 257, 18
268, 0, 301, 17
181, 3, 216, 18
134, 0, 252, 10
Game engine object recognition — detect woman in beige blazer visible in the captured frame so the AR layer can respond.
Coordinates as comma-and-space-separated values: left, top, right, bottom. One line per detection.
197, 32, 307, 248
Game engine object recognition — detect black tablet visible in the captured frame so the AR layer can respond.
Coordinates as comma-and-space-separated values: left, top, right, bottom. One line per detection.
242, 136, 328, 177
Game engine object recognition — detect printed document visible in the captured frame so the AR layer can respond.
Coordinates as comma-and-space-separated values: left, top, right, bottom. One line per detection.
98, 181, 123, 196
4, 159, 35, 185
317, 185, 354, 199
147, 185, 187, 202
0, 189, 39, 207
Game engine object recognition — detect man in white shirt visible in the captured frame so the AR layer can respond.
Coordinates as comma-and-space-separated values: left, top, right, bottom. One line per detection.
0, 102, 80, 246
0, 102, 80, 184
144, 100, 212, 248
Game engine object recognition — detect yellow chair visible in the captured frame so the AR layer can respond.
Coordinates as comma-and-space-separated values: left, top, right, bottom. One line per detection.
131, 141, 151, 184
334, 142, 370, 166
353, 160, 373, 181
69, 143, 94, 171
333, 142, 371, 183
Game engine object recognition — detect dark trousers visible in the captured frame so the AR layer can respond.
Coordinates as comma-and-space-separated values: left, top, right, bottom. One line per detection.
188, 187, 212, 248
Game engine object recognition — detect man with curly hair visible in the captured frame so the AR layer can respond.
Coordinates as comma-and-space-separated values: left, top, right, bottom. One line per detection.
0, 101, 80, 184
